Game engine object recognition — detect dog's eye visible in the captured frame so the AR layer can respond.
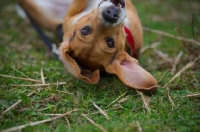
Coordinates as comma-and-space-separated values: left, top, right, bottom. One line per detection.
80, 26, 92, 36
106, 38, 115, 48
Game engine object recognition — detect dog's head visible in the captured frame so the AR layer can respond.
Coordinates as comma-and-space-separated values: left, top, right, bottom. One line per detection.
60, 0, 157, 92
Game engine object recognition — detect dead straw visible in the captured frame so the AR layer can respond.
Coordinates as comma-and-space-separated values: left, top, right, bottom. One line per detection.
0, 74, 42, 83
154, 49, 173, 63
64, 117, 71, 131
182, 92, 200, 98
106, 91, 127, 108
141, 42, 161, 54
82, 114, 108, 132
171, 51, 183, 74
90, 100, 110, 120
1, 91, 35, 115
40, 68, 46, 84
167, 89, 175, 111
11, 66, 31, 79
136, 121, 143, 132
163, 56, 199, 88
1, 109, 77, 132
11, 82, 66, 87
163, 56, 200, 110
137, 91, 151, 114
143, 27, 200, 46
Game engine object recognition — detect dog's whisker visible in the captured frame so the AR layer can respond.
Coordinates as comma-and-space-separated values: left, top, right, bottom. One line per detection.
127, 13, 153, 23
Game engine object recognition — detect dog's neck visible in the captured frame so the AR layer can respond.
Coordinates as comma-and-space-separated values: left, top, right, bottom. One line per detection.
124, 26, 135, 57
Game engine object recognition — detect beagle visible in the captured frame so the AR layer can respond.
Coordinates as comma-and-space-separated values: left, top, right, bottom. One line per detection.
17, 0, 158, 92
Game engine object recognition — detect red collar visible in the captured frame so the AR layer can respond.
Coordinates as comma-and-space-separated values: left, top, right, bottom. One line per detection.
124, 26, 135, 57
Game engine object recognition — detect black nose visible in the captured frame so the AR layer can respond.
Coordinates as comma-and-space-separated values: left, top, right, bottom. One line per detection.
102, 6, 120, 23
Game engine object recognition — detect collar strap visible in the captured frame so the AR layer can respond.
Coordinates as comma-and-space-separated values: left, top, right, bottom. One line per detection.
124, 26, 135, 57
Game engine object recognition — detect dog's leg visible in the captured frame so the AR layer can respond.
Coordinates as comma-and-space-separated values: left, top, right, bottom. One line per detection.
17, 0, 72, 32
63, 0, 88, 33
66, 0, 88, 18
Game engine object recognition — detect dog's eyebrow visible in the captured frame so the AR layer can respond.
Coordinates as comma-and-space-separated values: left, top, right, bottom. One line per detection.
69, 31, 76, 42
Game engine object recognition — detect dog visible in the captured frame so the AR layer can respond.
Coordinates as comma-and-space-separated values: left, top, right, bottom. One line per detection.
17, 0, 158, 92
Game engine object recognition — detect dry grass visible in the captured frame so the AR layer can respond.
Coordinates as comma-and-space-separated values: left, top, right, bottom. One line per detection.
0, 0, 200, 131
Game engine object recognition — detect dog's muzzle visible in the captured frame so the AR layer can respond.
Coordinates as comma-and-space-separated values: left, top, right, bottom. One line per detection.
102, 5, 120, 23
99, 0, 126, 26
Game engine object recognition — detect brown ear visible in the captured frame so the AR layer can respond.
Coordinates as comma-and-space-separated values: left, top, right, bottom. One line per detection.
105, 53, 158, 92
59, 40, 100, 84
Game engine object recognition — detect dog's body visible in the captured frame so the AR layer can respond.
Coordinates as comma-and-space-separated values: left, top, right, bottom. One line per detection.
17, 0, 157, 92
17, 0, 72, 32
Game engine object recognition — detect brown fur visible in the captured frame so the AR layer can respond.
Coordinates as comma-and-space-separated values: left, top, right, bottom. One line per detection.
17, 0, 158, 92
60, 0, 157, 92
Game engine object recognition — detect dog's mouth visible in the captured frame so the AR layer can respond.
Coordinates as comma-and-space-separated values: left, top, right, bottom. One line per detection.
99, 0, 126, 26
110, 0, 125, 8
101, 0, 125, 8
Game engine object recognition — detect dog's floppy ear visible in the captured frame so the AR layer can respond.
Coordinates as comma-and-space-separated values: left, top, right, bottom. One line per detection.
59, 38, 100, 84
105, 53, 158, 92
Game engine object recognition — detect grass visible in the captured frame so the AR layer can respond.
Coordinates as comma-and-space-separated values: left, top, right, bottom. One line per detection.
0, 0, 200, 131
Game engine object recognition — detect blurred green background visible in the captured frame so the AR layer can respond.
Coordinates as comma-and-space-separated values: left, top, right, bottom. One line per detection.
0, 0, 200, 131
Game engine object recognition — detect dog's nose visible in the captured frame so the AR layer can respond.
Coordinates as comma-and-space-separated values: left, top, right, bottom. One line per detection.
102, 6, 120, 23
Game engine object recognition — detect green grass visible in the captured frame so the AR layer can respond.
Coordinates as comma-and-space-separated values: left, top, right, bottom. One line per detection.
0, 0, 200, 132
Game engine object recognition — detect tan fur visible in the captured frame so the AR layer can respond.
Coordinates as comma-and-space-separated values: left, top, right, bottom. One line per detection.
60, 0, 157, 92
63, 0, 142, 58
17, 0, 158, 92
125, 0, 143, 58
17, 0, 71, 32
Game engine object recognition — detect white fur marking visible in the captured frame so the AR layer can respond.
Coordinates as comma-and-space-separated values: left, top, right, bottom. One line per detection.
72, 0, 101, 24
34, 0, 72, 20
98, 1, 126, 27
124, 18, 130, 28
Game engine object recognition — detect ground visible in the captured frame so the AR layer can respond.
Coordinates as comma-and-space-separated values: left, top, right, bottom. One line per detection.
0, 0, 200, 132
